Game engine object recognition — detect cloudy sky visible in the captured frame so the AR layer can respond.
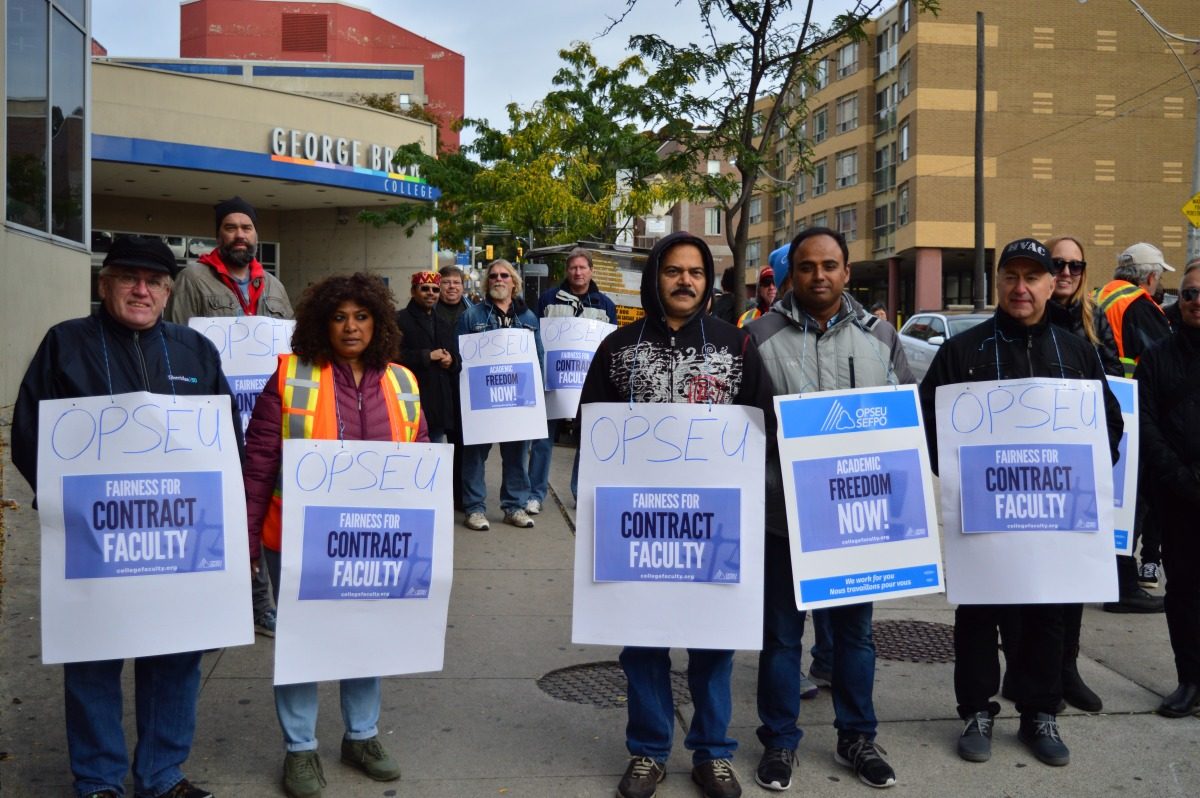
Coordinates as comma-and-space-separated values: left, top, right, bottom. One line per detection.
92, 0, 845, 138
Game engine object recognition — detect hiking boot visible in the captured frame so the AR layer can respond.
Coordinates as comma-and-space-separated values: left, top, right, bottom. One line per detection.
341, 736, 401, 781
156, 779, 214, 798
1061, 644, 1102, 712
283, 751, 326, 798
691, 758, 742, 798
956, 712, 993, 763
617, 755, 665, 798
1018, 712, 1070, 766
755, 747, 797, 791
1102, 587, 1164, 613
834, 735, 896, 788
254, 609, 277, 638
525, 498, 542, 515
464, 512, 490, 531
1137, 561, 1161, 588
503, 508, 535, 528
799, 674, 819, 700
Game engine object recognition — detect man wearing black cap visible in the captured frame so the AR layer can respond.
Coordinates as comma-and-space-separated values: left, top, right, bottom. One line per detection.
168, 196, 292, 637
919, 237, 1122, 769
168, 196, 292, 323
12, 236, 237, 798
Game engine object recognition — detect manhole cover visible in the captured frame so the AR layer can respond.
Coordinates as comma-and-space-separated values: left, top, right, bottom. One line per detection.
873, 619, 955, 663
537, 661, 693, 708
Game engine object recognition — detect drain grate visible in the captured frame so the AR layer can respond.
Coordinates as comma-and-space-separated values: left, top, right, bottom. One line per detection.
872, 619, 956, 663
537, 661, 693, 708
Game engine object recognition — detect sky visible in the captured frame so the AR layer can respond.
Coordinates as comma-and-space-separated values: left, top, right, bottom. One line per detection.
92, 0, 846, 140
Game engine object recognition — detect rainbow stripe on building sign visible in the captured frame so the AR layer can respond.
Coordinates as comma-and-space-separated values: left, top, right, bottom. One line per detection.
270, 153, 438, 200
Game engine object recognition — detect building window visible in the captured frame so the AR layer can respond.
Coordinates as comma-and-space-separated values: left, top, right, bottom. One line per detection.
897, 182, 910, 226
875, 84, 896, 132
898, 118, 910, 162
812, 160, 827, 197
773, 193, 788, 226
749, 196, 763, 225
795, 173, 806, 204
397, 93, 411, 109
835, 149, 858, 189
836, 93, 858, 133
812, 59, 829, 90
811, 211, 827, 229
900, 0, 912, 34
6, 0, 88, 243
705, 207, 722, 236
747, 239, 761, 268
836, 42, 858, 78
812, 106, 828, 143
873, 201, 895, 252
876, 27, 897, 74
897, 55, 911, 98
874, 144, 895, 191
707, 159, 721, 175
836, 205, 858, 242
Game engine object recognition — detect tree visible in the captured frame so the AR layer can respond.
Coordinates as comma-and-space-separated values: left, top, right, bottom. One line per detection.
616, 0, 939, 303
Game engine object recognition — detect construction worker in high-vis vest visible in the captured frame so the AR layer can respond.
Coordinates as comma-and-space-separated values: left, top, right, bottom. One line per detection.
737, 265, 776, 327
242, 272, 429, 798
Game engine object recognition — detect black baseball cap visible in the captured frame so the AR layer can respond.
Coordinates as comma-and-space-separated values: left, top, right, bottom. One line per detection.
997, 237, 1053, 273
102, 235, 181, 277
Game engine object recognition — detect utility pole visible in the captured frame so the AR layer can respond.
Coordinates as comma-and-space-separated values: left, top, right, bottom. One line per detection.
973, 11, 987, 310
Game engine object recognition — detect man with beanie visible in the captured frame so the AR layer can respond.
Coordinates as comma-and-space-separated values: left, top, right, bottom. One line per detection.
12, 235, 237, 798
167, 197, 292, 638
397, 271, 461, 444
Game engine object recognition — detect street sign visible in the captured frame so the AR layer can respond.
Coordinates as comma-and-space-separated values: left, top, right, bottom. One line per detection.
523, 262, 549, 277
1182, 192, 1200, 228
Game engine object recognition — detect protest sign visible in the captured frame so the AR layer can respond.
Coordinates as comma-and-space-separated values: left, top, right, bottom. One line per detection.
189, 316, 295, 433
775, 385, 943, 609
573, 402, 766, 649
275, 439, 454, 684
540, 316, 615, 419
37, 392, 251, 663
457, 328, 546, 444
1107, 377, 1138, 555
935, 378, 1118, 604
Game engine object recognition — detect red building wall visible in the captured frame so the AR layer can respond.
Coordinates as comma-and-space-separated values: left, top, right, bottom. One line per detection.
180, 0, 464, 150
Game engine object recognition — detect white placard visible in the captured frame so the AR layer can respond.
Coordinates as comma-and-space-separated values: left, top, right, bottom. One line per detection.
775, 385, 943, 610
1107, 377, 1139, 556
572, 402, 766, 649
540, 316, 616, 420
189, 316, 295, 433
274, 439, 454, 685
935, 378, 1118, 604
457, 328, 547, 444
37, 392, 252, 663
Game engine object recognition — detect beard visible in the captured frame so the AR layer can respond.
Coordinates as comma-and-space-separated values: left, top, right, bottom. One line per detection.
488, 282, 511, 302
219, 241, 256, 268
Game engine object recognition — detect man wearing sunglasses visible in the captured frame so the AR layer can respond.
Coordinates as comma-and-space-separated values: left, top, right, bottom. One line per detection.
1137, 259, 1200, 717
397, 271, 461, 444
737, 267, 777, 327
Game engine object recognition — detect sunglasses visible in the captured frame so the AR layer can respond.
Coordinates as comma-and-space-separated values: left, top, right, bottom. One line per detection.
417, 285, 440, 293
1181, 287, 1200, 302
1051, 258, 1086, 276
488, 272, 512, 281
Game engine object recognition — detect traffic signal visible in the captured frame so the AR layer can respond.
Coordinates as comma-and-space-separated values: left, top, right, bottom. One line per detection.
485, 244, 494, 260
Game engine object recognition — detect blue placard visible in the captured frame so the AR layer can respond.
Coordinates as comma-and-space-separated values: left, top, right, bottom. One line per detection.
298, 505, 434, 600
545, 349, 594, 390
791, 449, 929, 552
779, 389, 920, 439
799, 563, 941, 603
1113, 432, 1129, 507
1109, 379, 1135, 413
1114, 528, 1130, 551
228, 372, 270, 432
63, 471, 226, 578
594, 486, 741, 583
467, 362, 538, 410
959, 443, 1098, 533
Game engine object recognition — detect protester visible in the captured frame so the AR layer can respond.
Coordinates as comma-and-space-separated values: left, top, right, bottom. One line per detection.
749, 226, 911, 791
243, 272, 428, 798
436, 264, 473, 510
711, 266, 742, 324
737, 267, 776, 327
1137, 260, 1200, 717
456, 259, 543, 530
12, 235, 234, 798
397, 271, 460, 443
919, 238, 1122, 768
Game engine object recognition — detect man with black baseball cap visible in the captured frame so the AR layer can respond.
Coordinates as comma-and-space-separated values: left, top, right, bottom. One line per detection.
12, 235, 238, 798
919, 237, 1123, 769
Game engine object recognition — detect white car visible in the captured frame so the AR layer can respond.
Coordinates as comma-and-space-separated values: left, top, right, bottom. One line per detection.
899, 312, 991, 382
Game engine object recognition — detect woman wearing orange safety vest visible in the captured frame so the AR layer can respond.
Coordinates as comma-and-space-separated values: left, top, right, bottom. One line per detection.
244, 272, 428, 798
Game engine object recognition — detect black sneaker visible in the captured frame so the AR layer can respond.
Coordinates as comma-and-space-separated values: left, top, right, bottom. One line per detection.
156, 779, 215, 798
755, 746, 797, 791
691, 758, 742, 798
617, 756, 665, 798
834, 735, 896, 789
1137, 561, 1161, 588
1018, 712, 1070, 766
1102, 587, 1164, 613
956, 712, 993, 762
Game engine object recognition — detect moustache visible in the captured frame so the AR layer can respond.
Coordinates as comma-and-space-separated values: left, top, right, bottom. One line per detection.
671, 288, 697, 298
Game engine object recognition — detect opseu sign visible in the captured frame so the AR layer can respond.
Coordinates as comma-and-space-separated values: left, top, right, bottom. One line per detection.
778, 391, 919, 438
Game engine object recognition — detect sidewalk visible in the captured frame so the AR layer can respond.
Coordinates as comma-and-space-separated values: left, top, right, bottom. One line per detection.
2, 434, 1199, 797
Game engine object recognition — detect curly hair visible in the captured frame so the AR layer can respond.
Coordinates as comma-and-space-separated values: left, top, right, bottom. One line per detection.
290, 272, 402, 369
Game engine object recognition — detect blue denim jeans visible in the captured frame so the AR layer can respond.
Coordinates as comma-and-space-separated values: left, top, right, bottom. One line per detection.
810, 609, 833, 674
620, 646, 737, 765
527, 420, 556, 503
64, 651, 203, 797
461, 440, 531, 514
757, 534, 878, 750
274, 678, 381, 752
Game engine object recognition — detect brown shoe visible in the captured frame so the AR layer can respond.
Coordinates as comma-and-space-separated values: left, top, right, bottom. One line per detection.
691, 758, 742, 798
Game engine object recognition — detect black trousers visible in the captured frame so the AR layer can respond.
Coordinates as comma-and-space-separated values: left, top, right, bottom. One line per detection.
955, 603, 1064, 719
1162, 504, 1200, 684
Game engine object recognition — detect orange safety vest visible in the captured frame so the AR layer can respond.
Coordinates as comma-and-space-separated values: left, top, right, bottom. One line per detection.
260, 354, 422, 552
1096, 279, 1164, 378
737, 307, 763, 328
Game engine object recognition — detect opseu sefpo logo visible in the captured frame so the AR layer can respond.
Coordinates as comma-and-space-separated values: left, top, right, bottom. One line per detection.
819, 399, 889, 432
780, 390, 919, 439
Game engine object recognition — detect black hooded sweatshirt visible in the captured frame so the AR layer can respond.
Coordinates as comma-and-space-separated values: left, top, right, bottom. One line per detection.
579, 231, 775, 410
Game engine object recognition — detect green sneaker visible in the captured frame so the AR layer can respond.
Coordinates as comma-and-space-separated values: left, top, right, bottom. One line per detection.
341, 736, 401, 781
282, 750, 326, 798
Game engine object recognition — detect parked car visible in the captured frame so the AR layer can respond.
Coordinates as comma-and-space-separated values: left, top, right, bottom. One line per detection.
899, 311, 991, 381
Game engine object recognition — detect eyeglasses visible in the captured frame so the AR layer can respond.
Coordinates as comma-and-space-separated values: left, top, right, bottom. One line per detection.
488, 272, 512, 281
417, 286, 440, 293
1181, 287, 1200, 302
1051, 258, 1086, 276
108, 272, 171, 294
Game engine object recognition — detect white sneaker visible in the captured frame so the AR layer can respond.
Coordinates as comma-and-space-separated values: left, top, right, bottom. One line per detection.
465, 512, 490, 531
503, 509, 535, 528
525, 499, 542, 515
